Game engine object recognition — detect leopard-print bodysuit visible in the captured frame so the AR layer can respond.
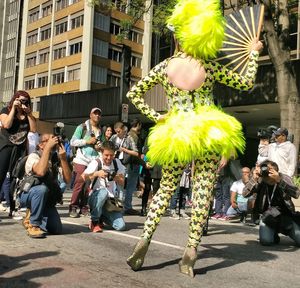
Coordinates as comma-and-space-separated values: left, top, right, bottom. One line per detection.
126, 51, 259, 248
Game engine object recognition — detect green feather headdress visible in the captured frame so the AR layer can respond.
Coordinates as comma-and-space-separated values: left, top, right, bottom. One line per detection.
167, 0, 225, 60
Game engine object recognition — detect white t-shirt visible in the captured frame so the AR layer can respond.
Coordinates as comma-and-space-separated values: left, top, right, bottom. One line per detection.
84, 158, 125, 197
230, 179, 248, 203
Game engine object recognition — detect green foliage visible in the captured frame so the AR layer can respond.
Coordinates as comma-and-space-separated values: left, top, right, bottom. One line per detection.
294, 176, 300, 188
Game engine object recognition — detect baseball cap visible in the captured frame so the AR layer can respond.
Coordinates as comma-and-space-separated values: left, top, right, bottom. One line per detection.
90, 107, 102, 114
274, 127, 288, 136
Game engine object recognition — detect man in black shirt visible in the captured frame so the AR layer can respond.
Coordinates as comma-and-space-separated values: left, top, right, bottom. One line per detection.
243, 160, 300, 246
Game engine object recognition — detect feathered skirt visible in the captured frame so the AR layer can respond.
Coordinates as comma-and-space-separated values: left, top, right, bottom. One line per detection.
146, 105, 245, 166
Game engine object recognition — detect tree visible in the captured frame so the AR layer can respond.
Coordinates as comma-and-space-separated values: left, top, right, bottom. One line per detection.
261, 0, 300, 156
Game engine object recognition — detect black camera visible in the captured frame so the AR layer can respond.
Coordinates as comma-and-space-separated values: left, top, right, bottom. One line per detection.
20, 99, 30, 107
260, 163, 269, 177
257, 125, 278, 141
106, 171, 116, 181
53, 122, 65, 142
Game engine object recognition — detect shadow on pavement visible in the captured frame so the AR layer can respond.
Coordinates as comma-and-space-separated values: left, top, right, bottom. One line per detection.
61, 223, 89, 234
0, 251, 62, 287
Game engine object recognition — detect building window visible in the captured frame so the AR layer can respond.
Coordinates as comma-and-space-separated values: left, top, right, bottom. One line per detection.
28, 8, 39, 23
56, 0, 68, 11
55, 21, 68, 35
110, 23, 121, 35
24, 79, 35, 90
40, 25, 51, 41
70, 14, 84, 30
53, 46, 66, 60
108, 46, 122, 62
37, 75, 48, 88
71, 0, 80, 4
27, 30, 38, 46
111, 0, 126, 12
42, 2, 52, 18
92, 65, 107, 84
69, 41, 82, 55
107, 73, 121, 87
93, 38, 109, 58
128, 30, 143, 44
39, 49, 50, 64
94, 12, 110, 32
67, 66, 81, 81
52, 71, 65, 85
131, 55, 142, 68
25, 53, 37, 68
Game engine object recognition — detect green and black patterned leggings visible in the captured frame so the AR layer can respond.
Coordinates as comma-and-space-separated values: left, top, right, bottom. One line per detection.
141, 152, 221, 248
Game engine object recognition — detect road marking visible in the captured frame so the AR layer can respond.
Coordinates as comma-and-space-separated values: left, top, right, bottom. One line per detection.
62, 219, 185, 251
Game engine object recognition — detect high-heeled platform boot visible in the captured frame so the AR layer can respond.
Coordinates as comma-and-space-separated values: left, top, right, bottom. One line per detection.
126, 238, 149, 271
178, 247, 197, 277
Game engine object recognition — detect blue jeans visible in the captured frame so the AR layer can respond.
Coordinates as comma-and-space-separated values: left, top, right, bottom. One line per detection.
124, 164, 140, 210
88, 188, 125, 231
259, 219, 300, 246
20, 184, 62, 234
0, 176, 10, 205
214, 177, 232, 215
226, 202, 248, 216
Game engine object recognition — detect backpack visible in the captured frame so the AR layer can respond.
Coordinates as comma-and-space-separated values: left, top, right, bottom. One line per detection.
10, 152, 41, 208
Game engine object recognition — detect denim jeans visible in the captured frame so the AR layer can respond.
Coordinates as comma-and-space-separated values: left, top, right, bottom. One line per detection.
124, 164, 140, 210
88, 188, 125, 231
20, 184, 62, 234
226, 201, 248, 216
214, 177, 232, 215
170, 187, 188, 210
259, 219, 300, 246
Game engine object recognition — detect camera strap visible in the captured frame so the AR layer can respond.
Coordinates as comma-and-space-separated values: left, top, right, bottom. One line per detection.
267, 184, 277, 208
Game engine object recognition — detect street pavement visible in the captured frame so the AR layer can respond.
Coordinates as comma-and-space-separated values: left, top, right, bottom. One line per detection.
1, 190, 300, 288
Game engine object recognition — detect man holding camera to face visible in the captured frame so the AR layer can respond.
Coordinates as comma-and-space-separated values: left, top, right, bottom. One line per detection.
82, 141, 126, 233
243, 160, 300, 246
20, 133, 72, 238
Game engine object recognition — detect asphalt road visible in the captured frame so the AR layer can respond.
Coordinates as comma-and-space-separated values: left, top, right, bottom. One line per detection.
1, 192, 300, 288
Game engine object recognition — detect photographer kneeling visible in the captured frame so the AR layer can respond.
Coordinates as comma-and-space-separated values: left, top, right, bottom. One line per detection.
243, 160, 300, 246
82, 141, 126, 233
21, 133, 72, 238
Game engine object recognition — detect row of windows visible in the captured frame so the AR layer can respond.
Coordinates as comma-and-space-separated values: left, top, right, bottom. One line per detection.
27, 18, 83, 46
109, 23, 143, 44
24, 67, 81, 89
25, 41, 82, 68
107, 46, 142, 68
55, 15, 84, 36
28, 0, 80, 24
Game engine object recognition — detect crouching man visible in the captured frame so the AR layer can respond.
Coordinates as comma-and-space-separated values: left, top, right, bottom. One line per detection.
243, 160, 300, 246
20, 134, 71, 238
83, 141, 126, 233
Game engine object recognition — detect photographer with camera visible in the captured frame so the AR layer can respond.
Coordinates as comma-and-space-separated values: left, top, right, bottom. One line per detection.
258, 127, 297, 177
20, 133, 72, 238
82, 141, 126, 233
0, 91, 36, 215
243, 160, 300, 246
69, 107, 102, 218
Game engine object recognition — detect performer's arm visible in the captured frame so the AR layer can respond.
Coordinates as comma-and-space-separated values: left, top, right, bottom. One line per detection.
211, 51, 259, 91
126, 62, 165, 123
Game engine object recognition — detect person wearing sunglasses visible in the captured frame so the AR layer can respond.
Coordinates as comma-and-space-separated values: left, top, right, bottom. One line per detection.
0, 90, 36, 215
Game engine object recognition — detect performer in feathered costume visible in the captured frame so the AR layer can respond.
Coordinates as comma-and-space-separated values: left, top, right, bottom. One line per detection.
126, 0, 263, 277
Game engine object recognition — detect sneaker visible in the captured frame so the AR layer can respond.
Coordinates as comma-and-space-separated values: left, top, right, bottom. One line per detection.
69, 207, 79, 218
12, 211, 23, 220
89, 221, 103, 233
169, 210, 180, 220
211, 213, 222, 220
219, 215, 230, 221
124, 208, 140, 215
27, 224, 46, 238
179, 211, 191, 220
23, 209, 31, 229
80, 206, 90, 217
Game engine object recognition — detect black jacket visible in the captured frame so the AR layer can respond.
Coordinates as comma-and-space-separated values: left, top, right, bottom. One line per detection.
243, 174, 300, 215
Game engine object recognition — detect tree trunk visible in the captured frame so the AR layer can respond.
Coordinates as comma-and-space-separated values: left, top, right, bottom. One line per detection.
263, 0, 300, 163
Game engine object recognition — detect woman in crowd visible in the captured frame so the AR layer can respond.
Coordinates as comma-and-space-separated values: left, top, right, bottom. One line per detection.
0, 90, 36, 213
126, 0, 263, 277
101, 125, 114, 142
